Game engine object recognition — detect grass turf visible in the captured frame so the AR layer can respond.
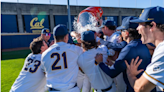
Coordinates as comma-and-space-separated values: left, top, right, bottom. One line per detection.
1, 49, 31, 92
1, 58, 25, 92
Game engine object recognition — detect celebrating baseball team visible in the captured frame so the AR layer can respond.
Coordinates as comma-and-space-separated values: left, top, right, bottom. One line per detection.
10, 6, 164, 92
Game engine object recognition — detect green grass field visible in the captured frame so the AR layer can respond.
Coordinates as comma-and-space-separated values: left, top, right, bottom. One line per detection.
1, 49, 31, 92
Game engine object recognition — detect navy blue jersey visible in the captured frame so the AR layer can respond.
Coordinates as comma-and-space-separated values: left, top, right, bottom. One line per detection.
100, 38, 127, 51
45, 40, 51, 47
109, 41, 127, 51
148, 43, 155, 47
99, 39, 155, 92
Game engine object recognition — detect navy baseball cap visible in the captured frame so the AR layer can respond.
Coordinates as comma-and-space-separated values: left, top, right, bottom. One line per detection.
91, 30, 96, 34
41, 28, 50, 34
117, 16, 138, 30
100, 20, 116, 28
81, 30, 95, 41
53, 24, 69, 36
130, 6, 164, 24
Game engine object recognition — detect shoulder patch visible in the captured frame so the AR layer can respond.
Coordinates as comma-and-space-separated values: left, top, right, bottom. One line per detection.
56, 47, 60, 50
153, 65, 160, 71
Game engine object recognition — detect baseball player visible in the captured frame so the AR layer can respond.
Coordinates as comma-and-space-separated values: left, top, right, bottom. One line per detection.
97, 16, 156, 92
78, 30, 116, 92
41, 24, 83, 92
77, 30, 109, 92
70, 31, 93, 92
41, 28, 53, 47
10, 37, 48, 92
99, 20, 127, 53
70, 31, 92, 92
125, 6, 164, 92
99, 20, 127, 92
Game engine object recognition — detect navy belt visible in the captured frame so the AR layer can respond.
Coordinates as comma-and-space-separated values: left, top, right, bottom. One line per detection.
49, 83, 77, 91
95, 82, 113, 92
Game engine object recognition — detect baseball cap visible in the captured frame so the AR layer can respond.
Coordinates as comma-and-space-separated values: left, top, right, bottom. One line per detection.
130, 6, 164, 24
100, 20, 116, 28
117, 16, 138, 30
53, 24, 69, 36
91, 30, 96, 34
81, 30, 95, 41
41, 28, 50, 34
41, 28, 51, 36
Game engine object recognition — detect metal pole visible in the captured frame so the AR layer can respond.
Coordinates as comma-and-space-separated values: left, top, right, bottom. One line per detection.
49, 0, 51, 4
136, 0, 137, 8
118, 0, 120, 7
67, 0, 72, 32
76, 0, 78, 5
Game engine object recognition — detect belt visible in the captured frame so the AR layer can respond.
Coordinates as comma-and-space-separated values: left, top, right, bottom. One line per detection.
95, 84, 112, 92
49, 83, 77, 91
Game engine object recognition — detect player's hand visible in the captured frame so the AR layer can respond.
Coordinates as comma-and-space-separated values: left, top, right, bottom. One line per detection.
95, 54, 103, 64
105, 58, 114, 66
118, 35, 123, 43
124, 56, 144, 79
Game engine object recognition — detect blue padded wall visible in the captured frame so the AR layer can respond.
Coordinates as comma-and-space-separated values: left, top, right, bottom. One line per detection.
1, 15, 18, 33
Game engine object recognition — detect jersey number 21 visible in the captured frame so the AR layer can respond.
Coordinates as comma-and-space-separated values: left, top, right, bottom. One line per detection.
51, 52, 68, 70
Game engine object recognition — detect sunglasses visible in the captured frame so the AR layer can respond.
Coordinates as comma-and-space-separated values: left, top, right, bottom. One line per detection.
44, 33, 51, 36
121, 29, 127, 32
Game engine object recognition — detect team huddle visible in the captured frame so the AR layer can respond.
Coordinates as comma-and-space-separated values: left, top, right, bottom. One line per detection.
10, 6, 164, 92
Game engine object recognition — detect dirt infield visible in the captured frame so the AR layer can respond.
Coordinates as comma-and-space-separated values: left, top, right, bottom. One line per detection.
2, 47, 29, 52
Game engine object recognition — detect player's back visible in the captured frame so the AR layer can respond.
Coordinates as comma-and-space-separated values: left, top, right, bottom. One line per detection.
42, 42, 83, 90
10, 53, 46, 92
78, 48, 115, 90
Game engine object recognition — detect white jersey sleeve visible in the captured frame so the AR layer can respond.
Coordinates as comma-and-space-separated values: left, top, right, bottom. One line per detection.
143, 41, 164, 88
106, 31, 121, 43
97, 45, 108, 63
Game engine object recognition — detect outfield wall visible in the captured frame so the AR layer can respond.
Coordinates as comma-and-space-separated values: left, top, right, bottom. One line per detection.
1, 33, 54, 49
1, 2, 142, 50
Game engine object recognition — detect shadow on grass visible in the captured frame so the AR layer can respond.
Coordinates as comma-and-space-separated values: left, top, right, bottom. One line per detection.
1, 49, 31, 60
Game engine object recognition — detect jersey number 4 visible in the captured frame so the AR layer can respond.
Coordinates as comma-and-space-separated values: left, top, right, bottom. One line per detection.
51, 52, 68, 70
